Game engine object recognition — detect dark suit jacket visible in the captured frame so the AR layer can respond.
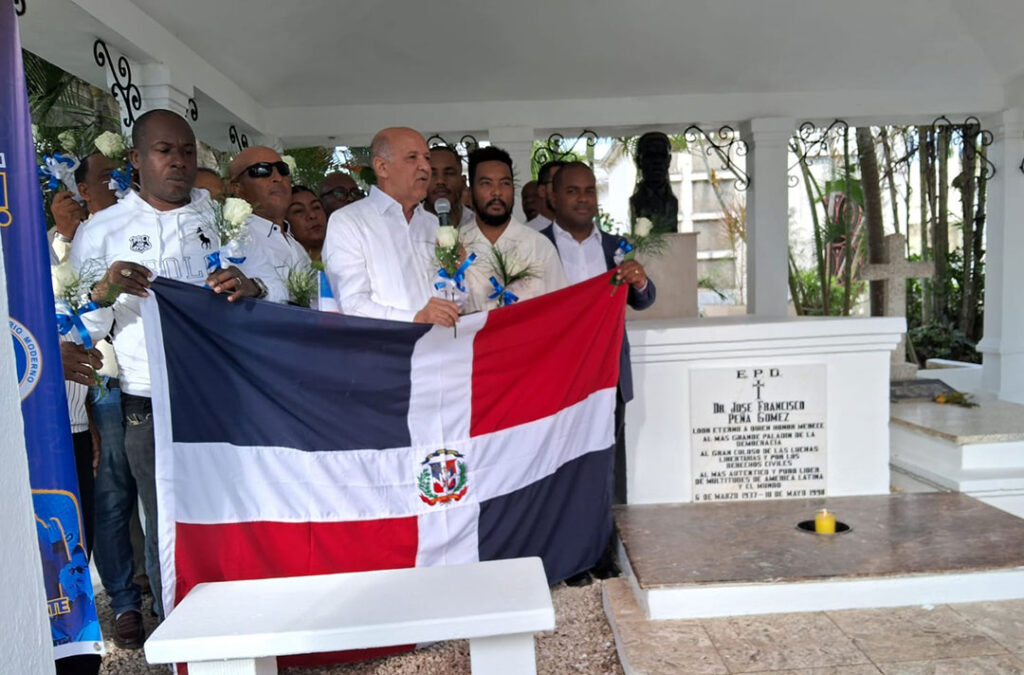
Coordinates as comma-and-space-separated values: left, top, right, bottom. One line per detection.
540, 225, 656, 402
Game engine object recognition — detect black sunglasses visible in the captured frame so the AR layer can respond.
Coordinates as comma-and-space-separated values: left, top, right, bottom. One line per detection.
239, 161, 291, 180
320, 187, 364, 200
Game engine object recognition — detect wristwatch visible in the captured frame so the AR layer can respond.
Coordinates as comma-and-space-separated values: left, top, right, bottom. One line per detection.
54, 231, 73, 243
251, 277, 269, 299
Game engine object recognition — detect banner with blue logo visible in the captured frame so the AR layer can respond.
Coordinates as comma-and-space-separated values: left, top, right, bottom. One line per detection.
1, 5, 103, 659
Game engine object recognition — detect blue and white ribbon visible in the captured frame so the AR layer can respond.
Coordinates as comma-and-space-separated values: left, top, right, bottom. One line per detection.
38, 153, 80, 196
434, 252, 477, 293
614, 237, 630, 264
107, 161, 132, 199
205, 249, 247, 274
488, 276, 519, 306
55, 300, 100, 350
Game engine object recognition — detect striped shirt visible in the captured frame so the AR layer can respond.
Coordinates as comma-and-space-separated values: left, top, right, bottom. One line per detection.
60, 333, 90, 433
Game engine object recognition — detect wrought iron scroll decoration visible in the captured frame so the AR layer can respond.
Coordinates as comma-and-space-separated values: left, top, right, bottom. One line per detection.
531, 129, 598, 166
187, 98, 198, 122
682, 125, 749, 191
426, 134, 480, 162
931, 115, 995, 180
788, 120, 850, 188
14, 0, 26, 16
93, 39, 142, 128
228, 125, 248, 152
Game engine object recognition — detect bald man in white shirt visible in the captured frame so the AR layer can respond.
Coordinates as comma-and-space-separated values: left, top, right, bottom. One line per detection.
322, 127, 459, 326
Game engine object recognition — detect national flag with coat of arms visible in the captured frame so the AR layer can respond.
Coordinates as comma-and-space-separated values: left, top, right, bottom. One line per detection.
141, 271, 625, 667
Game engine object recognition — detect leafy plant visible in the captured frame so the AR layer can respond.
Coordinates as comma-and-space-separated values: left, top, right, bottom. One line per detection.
907, 322, 980, 365
281, 146, 338, 189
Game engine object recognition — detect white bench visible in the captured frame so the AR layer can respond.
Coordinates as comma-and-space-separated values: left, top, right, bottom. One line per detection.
144, 557, 555, 675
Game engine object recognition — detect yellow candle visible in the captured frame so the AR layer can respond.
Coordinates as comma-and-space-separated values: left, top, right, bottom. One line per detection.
815, 509, 836, 534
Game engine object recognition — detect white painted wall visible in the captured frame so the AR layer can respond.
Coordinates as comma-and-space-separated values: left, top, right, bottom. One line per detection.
0, 235, 55, 675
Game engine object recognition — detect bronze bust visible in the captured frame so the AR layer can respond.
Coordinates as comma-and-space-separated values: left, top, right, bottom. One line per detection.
630, 131, 679, 233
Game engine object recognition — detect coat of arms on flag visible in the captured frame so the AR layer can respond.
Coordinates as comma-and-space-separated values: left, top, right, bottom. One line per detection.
418, 449, 468, 505
141, 270, 625, 667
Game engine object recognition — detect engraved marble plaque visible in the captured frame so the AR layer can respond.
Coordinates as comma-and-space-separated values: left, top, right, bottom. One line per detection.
691, 364, 827, 502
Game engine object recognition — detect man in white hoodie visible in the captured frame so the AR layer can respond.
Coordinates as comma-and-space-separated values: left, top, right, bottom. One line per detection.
69, 109, 277, 619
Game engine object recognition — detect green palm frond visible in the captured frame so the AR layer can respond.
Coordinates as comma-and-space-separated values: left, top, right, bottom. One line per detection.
489, 245, 538, 289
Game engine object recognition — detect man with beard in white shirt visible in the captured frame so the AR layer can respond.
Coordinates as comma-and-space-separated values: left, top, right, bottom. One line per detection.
459, 146, 567, 314
228, 146, 309, 301
69, 109, 275, 619
322, 127, 459, 326
423, 145, 474, 227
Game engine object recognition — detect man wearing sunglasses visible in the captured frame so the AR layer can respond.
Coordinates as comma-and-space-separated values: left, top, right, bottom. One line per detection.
318, 172, 364, 216
228, 147, 310, 294
322, 126, 459, 326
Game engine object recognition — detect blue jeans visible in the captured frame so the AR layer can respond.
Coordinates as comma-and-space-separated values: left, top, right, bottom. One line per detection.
90, 382, 142, 616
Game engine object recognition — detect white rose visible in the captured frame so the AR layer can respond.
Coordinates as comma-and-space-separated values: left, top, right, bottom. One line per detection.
282, 155, 298, 177
51, 262, 76, 298
222, 197, 253, 228
634, 217, 654, 238
94, 131, 125, 158
58, 130, 77, 153
436, 225, 458, 249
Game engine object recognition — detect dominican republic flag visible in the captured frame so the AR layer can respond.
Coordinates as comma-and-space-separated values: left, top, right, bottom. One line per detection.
141, 271, 624, 667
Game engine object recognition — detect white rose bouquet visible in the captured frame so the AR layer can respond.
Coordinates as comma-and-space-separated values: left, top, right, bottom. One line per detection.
433, 225, 475, 336
94, 131, 126, 159
610, 216, 667, 294
53, 259, 110, 388
200, 197, 253, 274
95, 131, 133, 198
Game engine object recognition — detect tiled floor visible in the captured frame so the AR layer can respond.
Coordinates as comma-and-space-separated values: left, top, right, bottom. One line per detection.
605, 579, 1024, 674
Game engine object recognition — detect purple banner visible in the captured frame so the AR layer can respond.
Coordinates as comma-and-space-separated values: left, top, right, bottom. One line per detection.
1, 5, 103, 658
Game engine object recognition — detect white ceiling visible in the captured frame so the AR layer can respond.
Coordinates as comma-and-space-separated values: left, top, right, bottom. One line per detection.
17, 0, 1024, 146
125, 0, 1024, 106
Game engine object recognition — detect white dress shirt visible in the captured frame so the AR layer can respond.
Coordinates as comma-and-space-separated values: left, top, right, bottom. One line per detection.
246, 215, 311, 300
458, 207, 476, 227
459, 217, 568, 314
322, 185, 438, 322
551, 221, 608, 285
69, 189, 281, 397
524, 214, 553, 232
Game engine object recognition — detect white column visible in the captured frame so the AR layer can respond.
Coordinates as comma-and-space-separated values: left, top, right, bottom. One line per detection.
136, 64, 193, 119
978, 108, 1024, 403
740, 118, 794, 317
487, 126, 535, 223
0, 237, 55, 674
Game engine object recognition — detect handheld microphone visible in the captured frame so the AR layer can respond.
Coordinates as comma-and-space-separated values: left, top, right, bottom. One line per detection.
434, 197, 452, 226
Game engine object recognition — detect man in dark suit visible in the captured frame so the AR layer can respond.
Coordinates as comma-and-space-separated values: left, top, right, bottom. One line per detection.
541, 161, 656, 500
540, 162, 656, 584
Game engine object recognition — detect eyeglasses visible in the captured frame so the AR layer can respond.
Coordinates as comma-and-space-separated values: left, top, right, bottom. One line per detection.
320, 187, 364, 200
238, 161, 291, 180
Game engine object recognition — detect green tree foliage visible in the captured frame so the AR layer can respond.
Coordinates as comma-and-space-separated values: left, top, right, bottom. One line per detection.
282, 146, 337, 190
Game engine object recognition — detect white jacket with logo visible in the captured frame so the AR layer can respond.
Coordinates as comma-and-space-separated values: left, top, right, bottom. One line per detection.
69, 189, 283, 397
